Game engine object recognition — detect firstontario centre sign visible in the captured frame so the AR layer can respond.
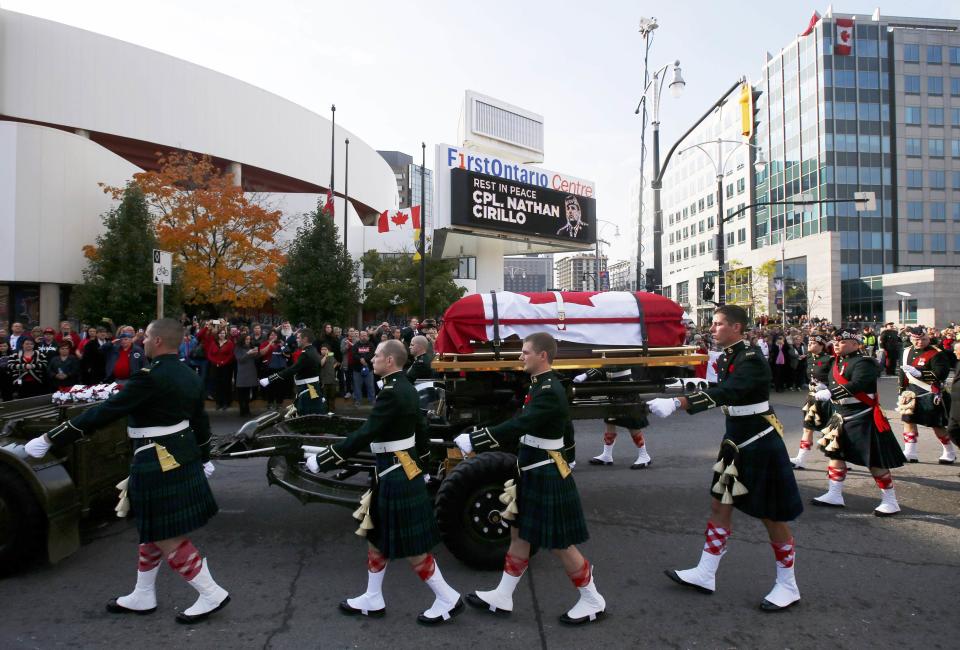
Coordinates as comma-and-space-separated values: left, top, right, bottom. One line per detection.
450, 168, 596, 245
435, 143, 596, 247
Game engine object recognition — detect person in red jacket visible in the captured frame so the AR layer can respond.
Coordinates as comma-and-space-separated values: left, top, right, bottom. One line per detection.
199, 323, 235, 410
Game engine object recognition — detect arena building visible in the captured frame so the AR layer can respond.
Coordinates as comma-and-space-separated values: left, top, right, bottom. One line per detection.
0, 8, 399, 328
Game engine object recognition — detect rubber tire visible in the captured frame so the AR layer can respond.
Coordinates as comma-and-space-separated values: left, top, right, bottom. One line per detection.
435, 451, 518, 570
0, 464, 45, 576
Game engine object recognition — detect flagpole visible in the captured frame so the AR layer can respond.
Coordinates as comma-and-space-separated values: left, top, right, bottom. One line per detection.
329, 104, 336, 192
419, 142, 427, 320
344, 138, 350, 257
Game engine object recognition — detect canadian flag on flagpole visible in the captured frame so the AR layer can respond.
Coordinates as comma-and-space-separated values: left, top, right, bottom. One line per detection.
799, 11, 820, 37
377, 205, 422, 233
834, 18, 854, 56
323, 187, 335, 218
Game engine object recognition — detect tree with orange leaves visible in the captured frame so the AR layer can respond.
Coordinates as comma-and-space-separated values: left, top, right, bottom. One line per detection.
102, 152, 285, 310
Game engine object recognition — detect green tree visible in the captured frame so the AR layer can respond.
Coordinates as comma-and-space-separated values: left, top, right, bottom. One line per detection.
70, 183, 182, 327
360, 249, 466, 319
276, 204, 360, 326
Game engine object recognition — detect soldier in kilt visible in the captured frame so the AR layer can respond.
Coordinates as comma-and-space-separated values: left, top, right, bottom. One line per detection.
648, 305, 803, 612
305, 339, 462, 625
791, 334, 834, 469
574, 366, 653, 469
25, 318, 228, 624
897, 327, 956, 464
811, 329, 906, 515
259, 328, 326, 415
455, 332, 606, 625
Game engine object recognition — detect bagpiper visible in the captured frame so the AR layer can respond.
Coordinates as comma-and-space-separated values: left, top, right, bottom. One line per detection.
259, 328, 326, 415
304, 339, 462, 625
897, 327, 956, 464
811, 329, 906, 515
455, 332, 606, 625
790, 334, 834, 469
24, 318, 228, 623
574, 366, 653, 469
648, 305, 803, 612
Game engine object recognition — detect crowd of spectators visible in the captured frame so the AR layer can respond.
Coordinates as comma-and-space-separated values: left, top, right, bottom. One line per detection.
685, 317, 960, 388
0, 315, 440, 415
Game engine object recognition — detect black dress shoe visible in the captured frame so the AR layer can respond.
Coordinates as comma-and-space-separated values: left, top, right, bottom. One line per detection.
464, 593, 510, 615
558, 609, 606, 625
416, 598, 464, 625
809, 498, 844, 508
175, 595, 231, 624
339, 599, 385, 617
106, 599, 156, 615
938, 458, 955, 465
630, 461, 651, 470
663, 570, 713, 595
588, 458, 613, 466
760, 597, 800, 612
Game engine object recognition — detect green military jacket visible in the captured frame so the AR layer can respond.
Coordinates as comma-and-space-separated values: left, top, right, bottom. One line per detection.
471, 369, 569, 450
273, 344, 321, 382
47, 353, 212, 462
806, 351, 833, 385
406, 352, 434, 381
314, 370, 428, 470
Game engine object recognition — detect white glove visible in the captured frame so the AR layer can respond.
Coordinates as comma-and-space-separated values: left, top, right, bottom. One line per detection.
815, 389, 833, 402
454, 433, 473, 455
203, 461, 215, 478
647, 398, 678, 418
573, 373, 588, 384
816, 383, 828, 392
25, 436, 52, 458
901, 364, 921, 378
304, 447, 325, 473
259, 377, 270, 387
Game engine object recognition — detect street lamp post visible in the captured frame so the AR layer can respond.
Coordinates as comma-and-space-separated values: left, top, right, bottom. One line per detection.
595, 219, 621, 290
635, 58, 685, 293
895, 290, 912, 326
677, 138, 767, 307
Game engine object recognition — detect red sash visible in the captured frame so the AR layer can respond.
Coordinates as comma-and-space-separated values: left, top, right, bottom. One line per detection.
832, 360, 891, 432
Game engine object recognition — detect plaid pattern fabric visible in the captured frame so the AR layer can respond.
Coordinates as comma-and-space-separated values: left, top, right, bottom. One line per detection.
771, 539, 795, 568
901, 392, 951, 427
295, 383, 327, 415
138, 543, 163, 571
515, 450, 589, 549
366, 461, 439, 559
819, 416, 906, 469
903, 431, 919, 443
827, 466, 848, 482
803, 398, 833, 430
703, 521, 730, 556
873, 472, 894, 489
711, 432, 803, 522
129, 453, 218, 544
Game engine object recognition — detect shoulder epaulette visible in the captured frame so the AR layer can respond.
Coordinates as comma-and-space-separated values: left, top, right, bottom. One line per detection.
744, 351, 757, 357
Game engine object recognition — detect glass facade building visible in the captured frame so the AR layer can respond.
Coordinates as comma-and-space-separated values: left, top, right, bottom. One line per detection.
754, 13, 960, 321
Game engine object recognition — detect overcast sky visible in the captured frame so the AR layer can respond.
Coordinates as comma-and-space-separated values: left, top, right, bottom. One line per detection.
7, 0, 959, 263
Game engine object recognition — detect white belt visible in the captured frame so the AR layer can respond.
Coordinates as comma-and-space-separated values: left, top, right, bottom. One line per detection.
295, 376, 320, 386
607, 369, 632, 379
841, 407, 873, 421
905, 373, 933, 392
736, 426, 774, 449
134, 442, 156, 455
521, 458, 556, 472
722, 401, 769, 416
127, 420, 189, 439
378, 462, 404, 478
370, 435, 415, 454
837, 397, 863, 405
520, 434, 564, 450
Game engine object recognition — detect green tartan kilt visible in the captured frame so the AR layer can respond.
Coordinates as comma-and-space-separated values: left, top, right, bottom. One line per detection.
367, 456, 439, 559
515, 447, 589, 549
901, 390, 950, 428
802, 393, 834, 430
712, 420, 803, 522
820, 410, 906, 469
128, 431, 218, 544
294, 382, 327, 415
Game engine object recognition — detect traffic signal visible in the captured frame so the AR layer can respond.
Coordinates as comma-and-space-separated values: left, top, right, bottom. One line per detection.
738, 82, 754, 138
702, 279, 715, 303
644, 268, 656, 292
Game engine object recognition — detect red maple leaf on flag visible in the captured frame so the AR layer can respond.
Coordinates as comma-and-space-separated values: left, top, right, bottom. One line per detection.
525, 292, 597, 307
391, 212, 409, 227
840, 30, 850, 42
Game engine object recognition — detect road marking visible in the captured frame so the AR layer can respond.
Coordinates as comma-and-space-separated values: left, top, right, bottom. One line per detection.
836, 513, 960, 520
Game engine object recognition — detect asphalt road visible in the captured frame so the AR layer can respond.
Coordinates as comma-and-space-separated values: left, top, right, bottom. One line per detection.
3, 379, 959, 649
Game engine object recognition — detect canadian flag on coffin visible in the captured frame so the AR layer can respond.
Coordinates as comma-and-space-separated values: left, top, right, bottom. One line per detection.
834, 18, 854, 56
377, 205, 421, 233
